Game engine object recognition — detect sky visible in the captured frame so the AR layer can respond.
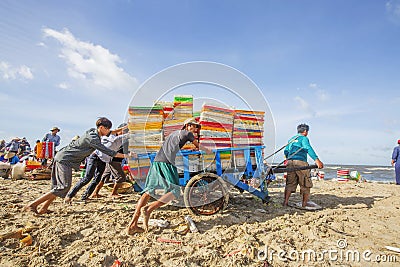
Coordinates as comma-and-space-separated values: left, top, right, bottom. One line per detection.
1, 0, 400, 166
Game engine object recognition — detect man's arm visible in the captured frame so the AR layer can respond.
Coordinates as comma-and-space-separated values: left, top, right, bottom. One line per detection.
192, 140, 212, 154
55, 136, 61, 147
392, 147, 398, 166
302, 137, 323, 168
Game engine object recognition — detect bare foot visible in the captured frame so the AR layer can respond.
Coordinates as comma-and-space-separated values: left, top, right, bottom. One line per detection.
110, 194, 123, 199
64, 197, 72, 205
22, 205, 39, 215
126, 226, 145, 235
141, 206, 151, 232
38, 209, 54, 215
90, 194, 104, 199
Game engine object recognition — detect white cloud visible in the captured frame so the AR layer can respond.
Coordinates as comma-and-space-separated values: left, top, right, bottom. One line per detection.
58, 82, 69, 89
42, 28, 138, 91
294, 96, 316, 117
0, 61, 34, 80
308, 83, 329, 101
386, 0, 400, 17
386, 0, 400, 24
309, 83, 317, 88
37, 42, 47, 48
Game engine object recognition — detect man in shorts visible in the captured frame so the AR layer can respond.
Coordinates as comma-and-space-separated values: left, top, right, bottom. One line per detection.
283, 123, 323, 208
23, 118, 126, 215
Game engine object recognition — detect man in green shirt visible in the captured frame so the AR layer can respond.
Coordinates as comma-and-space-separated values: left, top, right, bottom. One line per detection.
23, 118, 126, 215
283, 124, 323, 208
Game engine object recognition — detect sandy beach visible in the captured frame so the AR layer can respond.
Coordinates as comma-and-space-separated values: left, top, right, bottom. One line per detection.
0, 175, 399, 267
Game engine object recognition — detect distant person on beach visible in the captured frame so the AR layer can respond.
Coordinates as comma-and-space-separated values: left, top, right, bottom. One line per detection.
41, 127, 61, 166
391, 139, 400, 185
4, 137, 21, 160
127, 118, 208, 235
283, 123, 324, 208
19, 137, 31, 156
0, 140, 6, 153
33, 140, 41, 157
43, 126, 61, 147
23, 118, 126, 215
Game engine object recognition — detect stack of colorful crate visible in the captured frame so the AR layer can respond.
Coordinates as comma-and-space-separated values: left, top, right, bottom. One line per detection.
232, 109, 265, 167
232, 110, 265, 147
155, 100, 174, 120
162, 95, 193, 139
199, 104, 234, 170
128, 106, 164, 154
173, 95, 193, 119
163, 118, 187, 139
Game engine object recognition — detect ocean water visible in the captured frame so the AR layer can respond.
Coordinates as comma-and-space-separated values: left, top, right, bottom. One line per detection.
321, 165, 396, 183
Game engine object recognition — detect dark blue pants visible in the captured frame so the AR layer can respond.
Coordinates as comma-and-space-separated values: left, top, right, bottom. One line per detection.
67, 154, 106, 199
395, 163, 400, 185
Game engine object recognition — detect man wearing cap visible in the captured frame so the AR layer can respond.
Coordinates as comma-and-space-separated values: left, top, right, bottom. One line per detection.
391, 139, 400, 185
41, 127, 61, 166
283, 123, 324, 208
43, 127, 61, 148
127, 118, 210, 235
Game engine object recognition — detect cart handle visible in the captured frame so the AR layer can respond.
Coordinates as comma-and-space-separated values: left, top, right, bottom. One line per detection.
272, 164, 318, 173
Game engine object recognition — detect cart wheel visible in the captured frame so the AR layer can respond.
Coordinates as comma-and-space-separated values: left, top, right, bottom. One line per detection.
184, 172, 229, 216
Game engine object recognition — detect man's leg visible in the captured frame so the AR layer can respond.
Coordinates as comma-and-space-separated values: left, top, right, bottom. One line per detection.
299, 168, 312, 207
302, 192, 310, 207
91, 181, 104, 198
127, 192, 151, 234
90, 163, 110, 198
24, 192, 57, 214
66, 154, 97, 200
283, 188, 292, 206
283, 161, 298, 206
37, 194, 57, 214
108, 161, 126, 197
141, 192, 175, 231
395, 164, 400, 185
82, 161, 106, 200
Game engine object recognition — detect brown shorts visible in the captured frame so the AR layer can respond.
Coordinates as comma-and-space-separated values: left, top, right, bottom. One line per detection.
285, 160, 312, 195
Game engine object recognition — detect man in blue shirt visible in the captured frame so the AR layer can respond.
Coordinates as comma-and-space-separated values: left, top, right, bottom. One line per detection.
391, 139, 400, 185
41, 126, 61, 166
283, 124, 323, 208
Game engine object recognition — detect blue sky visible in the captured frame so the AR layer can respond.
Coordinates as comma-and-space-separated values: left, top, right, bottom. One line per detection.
1, 0, 400, 165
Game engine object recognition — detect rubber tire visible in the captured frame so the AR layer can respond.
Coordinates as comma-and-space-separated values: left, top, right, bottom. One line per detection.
183, 172, 230, 216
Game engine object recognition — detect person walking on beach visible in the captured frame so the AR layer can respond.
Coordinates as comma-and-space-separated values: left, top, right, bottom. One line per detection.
23, 118, 126, 215
283, 123, 323, 208
127, 118, 209, 235
391, 139, 400, 185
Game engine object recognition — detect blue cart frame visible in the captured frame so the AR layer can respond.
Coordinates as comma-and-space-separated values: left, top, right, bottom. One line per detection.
130, 145, 275, 215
